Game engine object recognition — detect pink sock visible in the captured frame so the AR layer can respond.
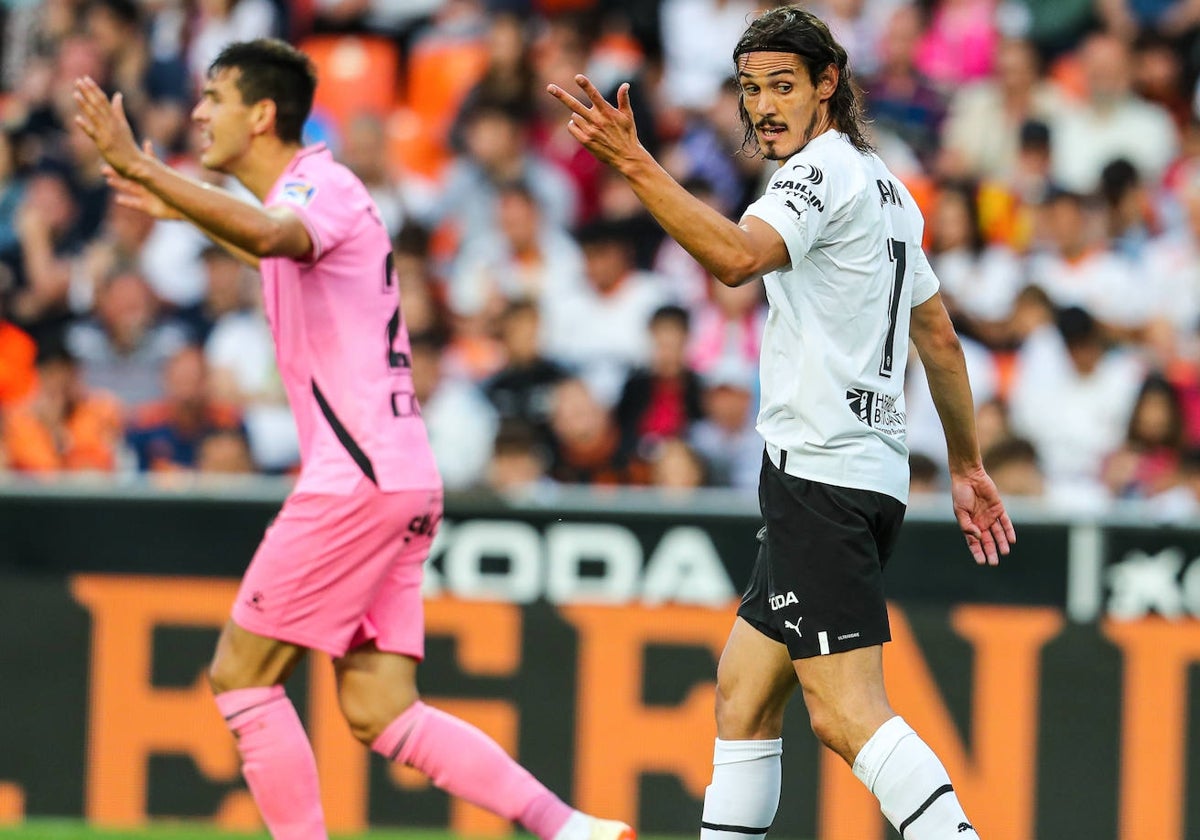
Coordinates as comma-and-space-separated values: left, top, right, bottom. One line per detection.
215, 686, 327, 840
371, 701, 573, 840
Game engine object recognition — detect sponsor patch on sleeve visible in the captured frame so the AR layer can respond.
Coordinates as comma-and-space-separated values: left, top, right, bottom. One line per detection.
278, 180, 317, 207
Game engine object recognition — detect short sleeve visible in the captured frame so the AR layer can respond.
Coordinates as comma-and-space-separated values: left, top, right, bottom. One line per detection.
741, 157, 835, 269
910, 245, 940, 308
267, 167, 356, 262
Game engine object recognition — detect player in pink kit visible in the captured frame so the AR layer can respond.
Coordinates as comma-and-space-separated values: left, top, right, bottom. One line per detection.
74, 39, 634, 840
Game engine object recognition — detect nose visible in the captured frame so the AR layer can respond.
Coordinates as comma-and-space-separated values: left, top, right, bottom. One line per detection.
750, 90, 777, 118
191, 100, 206, 122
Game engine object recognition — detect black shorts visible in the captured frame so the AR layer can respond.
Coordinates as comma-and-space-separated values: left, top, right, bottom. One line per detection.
738, 449, 906, 660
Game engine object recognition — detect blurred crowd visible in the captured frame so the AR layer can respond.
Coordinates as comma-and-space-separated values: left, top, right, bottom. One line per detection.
4, 0, 1200, 513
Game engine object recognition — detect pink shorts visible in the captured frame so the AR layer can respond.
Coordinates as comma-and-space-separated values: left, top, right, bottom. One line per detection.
232, 479, 443, 659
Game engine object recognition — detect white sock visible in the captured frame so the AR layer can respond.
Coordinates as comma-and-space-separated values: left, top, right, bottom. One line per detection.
551, 811, 591, 840
700, 738, 783, 840
852, 717, 977, 838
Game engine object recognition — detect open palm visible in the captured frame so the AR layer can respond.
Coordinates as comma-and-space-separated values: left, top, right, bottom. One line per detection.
951, 468, 1016, 565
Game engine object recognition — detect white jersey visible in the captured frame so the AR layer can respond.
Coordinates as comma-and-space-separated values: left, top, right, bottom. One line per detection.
743, 130, 939, 503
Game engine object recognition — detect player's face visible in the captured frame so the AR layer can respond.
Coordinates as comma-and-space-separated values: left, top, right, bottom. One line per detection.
191, 68, 255, 172
738, 52, 830, 161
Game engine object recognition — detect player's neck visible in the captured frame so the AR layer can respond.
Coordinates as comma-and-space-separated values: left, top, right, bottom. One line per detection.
231, 137, 306, 201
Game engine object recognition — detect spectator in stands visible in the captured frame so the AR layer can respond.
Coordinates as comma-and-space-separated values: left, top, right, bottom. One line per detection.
392, 224, 452, 346
66, 267, 191, 406
1130, 33, 1192, 132
928, 180, 1023, 344
1100, 158, 1158, 263
194, 244, 297, 472
427, 98, 579, 246
483, 298, 568, 448
542, 217, 668, 406
982, 436, 1045, 499
1142, 168, 1200, 356
411, 332, 498, 490
3, 164, 84, 342
195, 427, 256, 474
0, 129, 25, 256
340, 112, 409, 238
915, 0, 999, 87
485, 418, 553, 495
1026, 188, 1150, 332
939, 37, 1062, 182
862, 3, 946, 171
125, 345, 243, 472
648, 436, 708, 494
809, 0, 903, 79
658, 0, 757, 111
1009, 306, 1145, 497
687, 357, 760, 491
615, 304, 704, 458
0, 298, 36, 409
187, 0, 280, 89
83, 0, 189, 138
908, 452, 942, 496
2, 338, 123, 473
1102, 373, 1185, 498
1049, 32, 1178, 194
687, 276, 767, 376
453, 10, 537, 140
449, 181, 585, 319
547, 376, 648, 486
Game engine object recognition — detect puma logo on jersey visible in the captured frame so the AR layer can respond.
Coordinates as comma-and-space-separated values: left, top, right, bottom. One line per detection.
769, 591, 799, 611
957, 823, 975, 834
783, 618, 803, 638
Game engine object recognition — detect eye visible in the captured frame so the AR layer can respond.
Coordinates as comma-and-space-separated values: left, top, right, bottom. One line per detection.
742, 85, 758, 95
776, 84, 792, 94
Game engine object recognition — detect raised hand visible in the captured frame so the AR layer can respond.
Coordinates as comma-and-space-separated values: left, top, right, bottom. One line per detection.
104, 140, 182, 221
546, 75, 643, 171
73, 76, 143, 178
951, 467, 1016, 566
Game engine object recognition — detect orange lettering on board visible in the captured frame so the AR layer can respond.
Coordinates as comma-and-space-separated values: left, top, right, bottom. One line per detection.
0, 782, 25, 824
1103, 618, 1200, 840
560, 603, 733, 825
819, 604, 1063, 840
70, 575, 242, 828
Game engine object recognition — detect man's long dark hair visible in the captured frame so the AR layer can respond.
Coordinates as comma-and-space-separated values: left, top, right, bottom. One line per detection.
209, 39, 317, 145
732, 5, 873, 156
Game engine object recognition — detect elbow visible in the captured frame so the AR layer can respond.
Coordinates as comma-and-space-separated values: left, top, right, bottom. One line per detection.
251, 225, 285, 258
714, 255, 762, 288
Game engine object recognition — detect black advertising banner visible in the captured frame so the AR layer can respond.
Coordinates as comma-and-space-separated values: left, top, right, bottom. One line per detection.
0, 484, 1198, 839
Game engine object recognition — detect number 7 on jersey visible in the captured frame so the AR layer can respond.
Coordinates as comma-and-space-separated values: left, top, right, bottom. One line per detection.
880, 238, 906, 378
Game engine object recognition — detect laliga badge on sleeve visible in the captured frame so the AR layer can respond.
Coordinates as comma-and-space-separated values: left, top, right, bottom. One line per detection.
280, 180, 317, 207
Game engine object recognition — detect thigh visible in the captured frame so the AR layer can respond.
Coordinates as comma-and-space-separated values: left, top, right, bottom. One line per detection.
714, 617, 799, 740
758, 465, 904, 660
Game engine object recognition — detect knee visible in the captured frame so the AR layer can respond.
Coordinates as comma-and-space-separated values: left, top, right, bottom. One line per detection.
339, 678, 419, 746
714, 677, 786, 740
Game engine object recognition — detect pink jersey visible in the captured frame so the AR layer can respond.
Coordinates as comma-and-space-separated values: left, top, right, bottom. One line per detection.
260, 145, 440, 495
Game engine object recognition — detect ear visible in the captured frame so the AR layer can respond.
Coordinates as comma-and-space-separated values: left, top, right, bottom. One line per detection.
817, 64, 839, 102
249, 98, 278, 138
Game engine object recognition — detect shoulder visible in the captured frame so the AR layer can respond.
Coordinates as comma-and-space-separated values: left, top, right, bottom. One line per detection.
771, 135, 870, 203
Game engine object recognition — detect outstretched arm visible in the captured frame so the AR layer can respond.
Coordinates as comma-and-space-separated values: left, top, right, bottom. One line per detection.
547, 75, 788, 286
910, 292, 1016, 565
73, 76, 310, 261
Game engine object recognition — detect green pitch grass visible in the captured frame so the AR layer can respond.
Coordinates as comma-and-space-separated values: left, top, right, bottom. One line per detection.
0, 823, 705, 840
2, 824, 513, 840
